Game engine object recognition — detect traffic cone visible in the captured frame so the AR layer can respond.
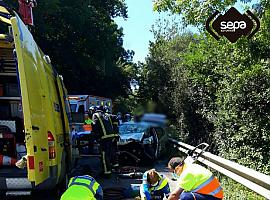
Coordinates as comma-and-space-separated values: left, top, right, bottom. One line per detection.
0, 155, 17, 166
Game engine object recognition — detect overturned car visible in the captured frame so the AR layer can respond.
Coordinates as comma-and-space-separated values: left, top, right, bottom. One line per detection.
117, 121, 168, 161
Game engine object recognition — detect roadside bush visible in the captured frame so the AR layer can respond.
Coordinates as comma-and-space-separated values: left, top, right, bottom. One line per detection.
219, 176, 265, 200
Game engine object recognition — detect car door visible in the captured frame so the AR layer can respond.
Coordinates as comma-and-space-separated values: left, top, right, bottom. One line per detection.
11, 13, 50, 185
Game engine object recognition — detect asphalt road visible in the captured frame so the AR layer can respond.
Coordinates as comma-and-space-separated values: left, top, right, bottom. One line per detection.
1, 157, 178, 200
2, 191, 58, 200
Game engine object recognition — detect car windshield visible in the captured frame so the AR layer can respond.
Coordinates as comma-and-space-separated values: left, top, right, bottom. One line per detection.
119, 124, 148, 134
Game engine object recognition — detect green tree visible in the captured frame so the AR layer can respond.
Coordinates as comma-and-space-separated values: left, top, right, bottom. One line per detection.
153, 0, 269, 26
138, 1, 270, 177
138, 20, 194, 115
5, 0, 132, 98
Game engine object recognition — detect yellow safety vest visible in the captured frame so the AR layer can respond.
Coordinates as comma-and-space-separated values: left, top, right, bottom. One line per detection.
61, 175, 101, 200
149, 176, 169, 192
85, 118, 93, 125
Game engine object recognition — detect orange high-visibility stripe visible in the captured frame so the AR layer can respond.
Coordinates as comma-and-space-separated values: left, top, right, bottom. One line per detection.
196, 177, 220, 194
83, 124, 92, 131
215, 190, 224, 199
193, 176, 223, 199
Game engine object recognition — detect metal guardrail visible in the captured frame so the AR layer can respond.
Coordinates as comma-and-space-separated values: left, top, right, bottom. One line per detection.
169, 138, 270, 199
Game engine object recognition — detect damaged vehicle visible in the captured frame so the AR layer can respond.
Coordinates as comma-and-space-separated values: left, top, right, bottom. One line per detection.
117, 122, 168, 161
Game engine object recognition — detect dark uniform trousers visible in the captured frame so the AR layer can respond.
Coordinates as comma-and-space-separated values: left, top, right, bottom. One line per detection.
110, 115, 120, 167
92, 112, 116, 175
100, 138, 113, 175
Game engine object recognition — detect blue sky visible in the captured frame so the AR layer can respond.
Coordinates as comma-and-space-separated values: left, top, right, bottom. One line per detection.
115, 0, 258, 63
115, 0, 163, 63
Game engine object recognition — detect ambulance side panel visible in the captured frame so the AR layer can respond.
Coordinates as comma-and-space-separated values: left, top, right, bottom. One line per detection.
11, 14, 70, 187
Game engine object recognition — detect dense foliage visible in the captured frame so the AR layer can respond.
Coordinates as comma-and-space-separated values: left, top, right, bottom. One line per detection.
4, 0, 133, 98
153, 0, 269, 26
3, 0, 269, 198
137, 0, 270, 177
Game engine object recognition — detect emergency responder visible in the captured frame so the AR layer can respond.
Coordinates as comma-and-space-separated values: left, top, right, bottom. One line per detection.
124, 113, 131, 122
77, 113, 93, 154
103, 105, 110, 114
60, 175, 103, 200
140, 169, 170, 200
167, 157, 223, 200
84, 106, 97, 154
116, 112, 123, 125
89, 106, 96, 117
92, 105, 118, 176
83, 113, 93, 131
104, 106, 119, 168
84, 113, 93, 124
104, 106, 118, 131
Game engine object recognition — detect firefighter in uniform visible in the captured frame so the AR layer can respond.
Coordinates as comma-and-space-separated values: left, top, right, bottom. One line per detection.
60, 175, 103, 200
104, 106, 119, 168
140, 169, 170, 200
167, 157, 223, 200
92, 106, 118, 176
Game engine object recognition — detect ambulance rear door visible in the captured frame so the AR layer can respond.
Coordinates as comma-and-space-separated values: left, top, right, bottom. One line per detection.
11, 14, 50, 186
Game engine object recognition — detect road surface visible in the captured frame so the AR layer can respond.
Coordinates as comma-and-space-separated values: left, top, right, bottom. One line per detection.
2, 156, 178, 200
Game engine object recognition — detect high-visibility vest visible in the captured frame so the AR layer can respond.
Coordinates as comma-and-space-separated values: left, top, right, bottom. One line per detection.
93, 113, 118, 139
68, 175, 101, 196
83, 124, 92, 131
85, 118, 93, 125
192, 175, 223, 199
149, 175, 169, 192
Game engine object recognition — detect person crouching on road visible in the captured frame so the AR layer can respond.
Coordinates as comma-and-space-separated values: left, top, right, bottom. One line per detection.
167, 157, 223, 200
140, 169, 170, 200
60, 175, 103, 200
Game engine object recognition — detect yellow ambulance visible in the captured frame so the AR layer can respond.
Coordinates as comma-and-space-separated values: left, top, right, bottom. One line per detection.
0, 3, 72, 194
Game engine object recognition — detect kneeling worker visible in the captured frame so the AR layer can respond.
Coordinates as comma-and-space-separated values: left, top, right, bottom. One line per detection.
140, 169, 170, 200
60, 175, 103, 200
167, 157, 223, 200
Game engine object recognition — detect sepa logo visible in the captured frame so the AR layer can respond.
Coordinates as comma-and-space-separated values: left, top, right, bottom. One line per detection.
220, 21, 246, 32
206, 7, 260, 43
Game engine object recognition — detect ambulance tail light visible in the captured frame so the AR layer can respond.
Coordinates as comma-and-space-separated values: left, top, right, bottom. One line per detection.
28, 155, 35, 169
48, 131, 56, 159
